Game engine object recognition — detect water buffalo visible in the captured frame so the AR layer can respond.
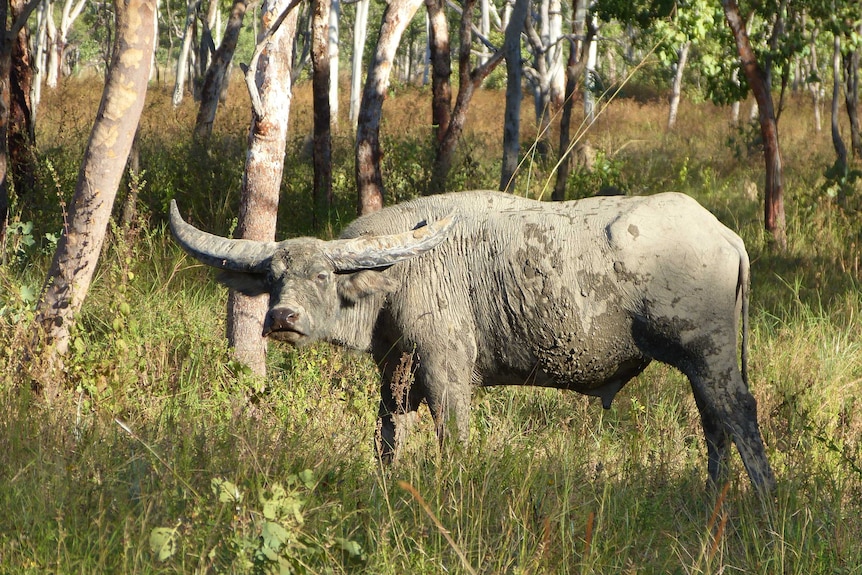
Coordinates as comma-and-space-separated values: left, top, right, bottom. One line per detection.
170, 191, 775, 491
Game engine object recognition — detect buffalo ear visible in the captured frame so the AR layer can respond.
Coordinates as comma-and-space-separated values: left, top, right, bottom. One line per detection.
216, 271, 269, 296
337, 269, 399, 302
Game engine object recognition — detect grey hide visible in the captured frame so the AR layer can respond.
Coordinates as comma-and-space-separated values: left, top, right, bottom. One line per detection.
171, 191, 776, 491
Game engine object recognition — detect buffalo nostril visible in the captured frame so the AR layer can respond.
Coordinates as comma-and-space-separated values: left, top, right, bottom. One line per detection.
268, 308, 299, 331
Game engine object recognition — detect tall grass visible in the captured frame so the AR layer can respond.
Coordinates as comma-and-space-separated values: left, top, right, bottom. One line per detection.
0, 77, 860, 573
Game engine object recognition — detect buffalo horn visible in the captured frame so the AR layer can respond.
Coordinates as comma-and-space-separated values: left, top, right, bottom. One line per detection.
169, 200, 278, 273
325, 213, 457, 271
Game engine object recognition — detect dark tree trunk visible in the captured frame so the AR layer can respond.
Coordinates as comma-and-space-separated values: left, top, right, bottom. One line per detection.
193, 0, 249, 141
843, 46, 861, 159
427, 0, 503, 195
831, 33, 850, 207
832, 34, 848, 170
311, 0, 333, 229
722, 0, 787, 251
426, 0, 450, 141
0, 0, 36, 243
0, 0, 8, 244
9, 0, 34, 201
499, 0, 529, 192
553, 0, 588, 202
355, 0, 424, 215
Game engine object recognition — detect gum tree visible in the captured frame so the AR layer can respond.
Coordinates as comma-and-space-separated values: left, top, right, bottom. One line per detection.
355, 0, 424, 215
35, 0, 156, 370
227, 0, 300, 376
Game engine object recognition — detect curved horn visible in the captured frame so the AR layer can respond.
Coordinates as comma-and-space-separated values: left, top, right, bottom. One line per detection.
325, 212, 457, 271
169, 200, 278, 273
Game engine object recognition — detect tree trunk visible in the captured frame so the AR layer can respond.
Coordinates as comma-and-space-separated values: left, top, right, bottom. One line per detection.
583, 13, 598, 121
193, 0, 249, 141
30, 0, 49, 122
667, 41, 690, 130
227, 0, 300, 377
553, 0, 589, 202
842, 45, 861, 159
831, 34, 847, 168
426, 0, 450, 141
35, 0, 156, 366
722, 0, 787, 251
524, 13, 551, 158
348, 0, 369, 127
355, 0, 424, 215
831, 33, 849, 206
9, 0, 34, 202
311, 0, 333, 229
46, 0, 86, 88
172, 0, 197, 107
499, 0, 528, 192
808, 35, 821, 133
427, 0, 503, 195
199, 0, 220, 77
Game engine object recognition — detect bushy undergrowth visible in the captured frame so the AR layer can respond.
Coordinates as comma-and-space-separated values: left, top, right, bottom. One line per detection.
1, 77, 861, 573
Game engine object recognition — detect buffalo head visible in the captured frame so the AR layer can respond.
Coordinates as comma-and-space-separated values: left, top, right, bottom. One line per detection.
169, 201, 455, 345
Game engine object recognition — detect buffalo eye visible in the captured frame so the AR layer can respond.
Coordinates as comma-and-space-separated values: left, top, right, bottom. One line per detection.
314, 271, 330, 283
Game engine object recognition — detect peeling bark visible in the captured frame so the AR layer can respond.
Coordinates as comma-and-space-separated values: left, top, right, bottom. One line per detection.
227, 0, 300, 376
355, 0, 424, 215
35, 0, 156, 363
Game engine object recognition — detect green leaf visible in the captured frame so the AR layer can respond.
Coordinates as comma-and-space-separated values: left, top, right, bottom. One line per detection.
73, 337, 86, 354
262, 520, 290, 551
336, 537, 364, 558
298, 468, 315, 489
19, 285, 36, 303
211, 478, 243, 503
149, 527, 178, 561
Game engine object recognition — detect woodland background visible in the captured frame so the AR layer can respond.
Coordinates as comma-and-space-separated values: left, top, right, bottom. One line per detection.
0, 0, 861, 572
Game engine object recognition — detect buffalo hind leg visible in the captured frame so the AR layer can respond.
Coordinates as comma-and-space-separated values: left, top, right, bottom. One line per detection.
418, 349, 475, 452
691, 384, 730, 487
689, 367, 776, 492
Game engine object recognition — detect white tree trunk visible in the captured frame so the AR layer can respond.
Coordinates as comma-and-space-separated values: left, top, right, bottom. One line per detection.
45, 0, 86, 88
349, 0, 370, 128
667, 40, 690, 129
45, 2, 58, 87
547, 0, 565, 105
31, 0, 50, 120
173, 0, 197, 107
808, 40, 821, 133
478, 0, 490, 65
584, 14, 598, 121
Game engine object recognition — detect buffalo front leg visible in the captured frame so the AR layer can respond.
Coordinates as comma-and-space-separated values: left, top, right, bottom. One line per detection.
375, 352, 424, 462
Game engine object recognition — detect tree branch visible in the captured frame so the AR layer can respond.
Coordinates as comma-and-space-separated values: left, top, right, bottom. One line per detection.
244, 0, 303, 119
